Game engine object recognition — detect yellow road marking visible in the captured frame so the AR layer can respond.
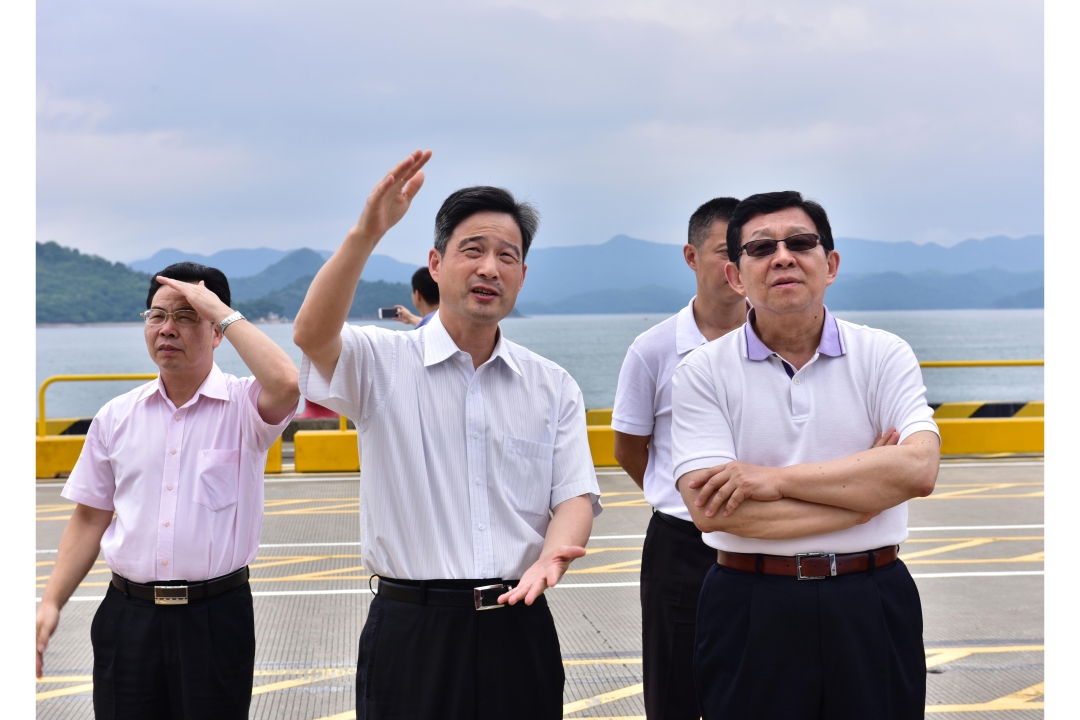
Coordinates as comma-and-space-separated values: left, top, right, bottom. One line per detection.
602, 498, 652, 507
904, 536, 1043, 543
251, 668, 355, 696
925, 682, 1043, 713
249, 554, 362, 570
36, 682, 94, 700
900, 539, 997, 561
37, 675, 92, 683
563, 682, 645, 714
906, 552, 1044, 565
253, 565, 369, 583
925, 645, 1043, 668
600, 491, 644, 497
566, 559, 641, 575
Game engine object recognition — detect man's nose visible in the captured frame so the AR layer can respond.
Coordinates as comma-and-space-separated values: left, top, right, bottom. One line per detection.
157, 318, 180, 336
476, 251, 499, 278
771, 242, 797, 267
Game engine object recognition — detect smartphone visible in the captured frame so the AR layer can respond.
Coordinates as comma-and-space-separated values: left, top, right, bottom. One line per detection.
378, 307, 399, 320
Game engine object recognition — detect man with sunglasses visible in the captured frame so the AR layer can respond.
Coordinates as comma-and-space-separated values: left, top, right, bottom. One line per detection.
671, 191, 940, 720
36, 262, 300, 719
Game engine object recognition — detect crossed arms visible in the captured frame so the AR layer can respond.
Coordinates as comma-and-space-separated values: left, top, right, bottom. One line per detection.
676, 430, 940, 539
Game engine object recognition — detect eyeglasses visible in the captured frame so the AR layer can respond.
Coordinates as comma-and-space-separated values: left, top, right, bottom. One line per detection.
140, 309, 201, 327
737, 233, 822, 259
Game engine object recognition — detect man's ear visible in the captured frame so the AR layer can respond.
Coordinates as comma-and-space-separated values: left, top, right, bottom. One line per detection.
428, 248, 441, 282
724, 261, 745, 295
683, 244, 698, 272
824, 250, 840, 287
212, 324, 224, 350
519, 262, 527, 290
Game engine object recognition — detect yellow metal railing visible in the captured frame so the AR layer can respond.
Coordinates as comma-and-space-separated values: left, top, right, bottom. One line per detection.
919, 360, 1043, 368
37, 374, 157, 438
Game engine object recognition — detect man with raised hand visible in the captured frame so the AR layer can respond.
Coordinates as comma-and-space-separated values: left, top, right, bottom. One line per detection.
671, 191, 940, 720
611, 197, 746, 720
292, 150, 601, 720
36, 263, 300, 718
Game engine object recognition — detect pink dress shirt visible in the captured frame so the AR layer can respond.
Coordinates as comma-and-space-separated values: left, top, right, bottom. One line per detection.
61, 364, 295, 583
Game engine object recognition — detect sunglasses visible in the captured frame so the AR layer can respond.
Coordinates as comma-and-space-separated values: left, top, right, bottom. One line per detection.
736, 233, 822, 259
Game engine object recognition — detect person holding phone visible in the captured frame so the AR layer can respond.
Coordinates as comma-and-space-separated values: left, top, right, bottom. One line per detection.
292, 150, 601, 720
392, 266, 440, 327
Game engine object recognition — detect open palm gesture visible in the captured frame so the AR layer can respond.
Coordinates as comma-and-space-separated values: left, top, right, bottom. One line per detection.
353, 149, 432, 242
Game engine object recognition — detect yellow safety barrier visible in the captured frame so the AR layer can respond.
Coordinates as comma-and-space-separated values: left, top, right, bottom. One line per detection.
938, 417, 1044, 455
293, 429, 360, 473
919, 360, 1043, 368
586, 408, 613, 426
36, 374, 285, 478
588, 425, 618, 467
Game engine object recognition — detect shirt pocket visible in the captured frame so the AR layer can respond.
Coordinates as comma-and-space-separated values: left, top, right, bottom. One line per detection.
193, 449, 241, 512
499, 435, 554, 518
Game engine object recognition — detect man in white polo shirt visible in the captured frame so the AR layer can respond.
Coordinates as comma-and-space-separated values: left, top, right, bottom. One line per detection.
671, 191, 940, 720
611, 197, 745, 720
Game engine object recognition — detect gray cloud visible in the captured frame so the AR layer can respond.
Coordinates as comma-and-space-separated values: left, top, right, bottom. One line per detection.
37, 0, 1043, 263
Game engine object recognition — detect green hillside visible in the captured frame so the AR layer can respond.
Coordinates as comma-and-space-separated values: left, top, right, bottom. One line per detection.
236, 274, 413, 320
37, 242, 151, 323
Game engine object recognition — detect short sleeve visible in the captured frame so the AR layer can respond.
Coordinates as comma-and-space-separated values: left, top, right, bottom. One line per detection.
611, 346, 657, 437
875, 339, 940, 443
299, 324, 398, 428
240, 378, 298, 453
670, 356, 737, 481
549, 374, 603, 516
61, 414, 117, 512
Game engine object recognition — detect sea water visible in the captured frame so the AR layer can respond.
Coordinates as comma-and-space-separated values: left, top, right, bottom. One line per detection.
36, 309, 1043, 419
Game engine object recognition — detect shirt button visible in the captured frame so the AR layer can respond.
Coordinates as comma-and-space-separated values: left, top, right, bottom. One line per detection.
474, 477, 481, 484
175, 414, 181, 421
478, 523, 486, 530
793, 377, 802, 385
471, 432, 479, 439
170, 448, 177, 454
166, 484, 173, 490
161, 559, 168, 566
163, 521, 170, 527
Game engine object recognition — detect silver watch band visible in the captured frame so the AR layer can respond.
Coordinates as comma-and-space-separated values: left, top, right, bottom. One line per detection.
218, 311, 245, 335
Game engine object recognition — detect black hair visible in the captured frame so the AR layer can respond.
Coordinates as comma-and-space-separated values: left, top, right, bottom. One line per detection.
433, 186, 539, 260
688, 197, 741, 249
411, 266, 440, 306
726, 191, 834, 265
147, 262, 231, 308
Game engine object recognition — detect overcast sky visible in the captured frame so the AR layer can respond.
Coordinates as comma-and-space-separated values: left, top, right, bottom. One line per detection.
37, 0, 1043, 265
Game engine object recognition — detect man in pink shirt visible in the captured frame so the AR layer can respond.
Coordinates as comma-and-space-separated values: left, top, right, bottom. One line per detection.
36, 262, 300, 719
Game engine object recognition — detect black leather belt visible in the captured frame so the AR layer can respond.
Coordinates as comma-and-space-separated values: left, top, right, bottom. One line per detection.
375, 577, 519, 611
654, 509, 700, 536
111, 567, 250, 605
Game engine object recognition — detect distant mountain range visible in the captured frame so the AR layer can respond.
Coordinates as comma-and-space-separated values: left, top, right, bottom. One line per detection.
129, 247, 419, 284
39, 233, 1044, 323
37, 242, 413, 324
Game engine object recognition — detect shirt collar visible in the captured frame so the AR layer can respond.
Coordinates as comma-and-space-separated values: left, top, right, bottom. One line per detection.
675, 296, 708, 355
135, 363, 231, 405
422, 311, 522, 376
744, 306, 845, 361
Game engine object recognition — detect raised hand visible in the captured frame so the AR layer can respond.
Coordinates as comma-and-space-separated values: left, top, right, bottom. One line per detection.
497, 544, 587, 606
352, 149, 433, 244
154, 277, 233, 326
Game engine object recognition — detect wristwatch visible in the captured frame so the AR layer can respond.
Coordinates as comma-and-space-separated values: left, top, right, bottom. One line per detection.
218, 311, 245, 335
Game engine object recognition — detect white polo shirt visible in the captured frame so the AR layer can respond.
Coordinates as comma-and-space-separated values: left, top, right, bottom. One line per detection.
671, 308, 939, 556
612, 297, 708, 521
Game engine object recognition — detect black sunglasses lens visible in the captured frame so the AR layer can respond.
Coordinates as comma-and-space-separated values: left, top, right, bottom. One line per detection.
785, 234, 819, 251
744, 240, 778, 257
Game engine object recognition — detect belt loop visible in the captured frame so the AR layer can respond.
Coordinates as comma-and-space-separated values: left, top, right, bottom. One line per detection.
754, 555, 763, 575
867, 550, 876, 575
123, 576, 131, 596
368, 574, 380, 597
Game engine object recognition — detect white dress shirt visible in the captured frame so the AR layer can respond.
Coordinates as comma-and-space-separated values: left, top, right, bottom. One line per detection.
671, 309, 939, 556
298, 312, 602, 581
612, 297, 707, 521
62, 364, 296, 583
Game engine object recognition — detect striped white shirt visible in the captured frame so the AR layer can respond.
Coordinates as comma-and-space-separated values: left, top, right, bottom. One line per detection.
299, 312, 602, 580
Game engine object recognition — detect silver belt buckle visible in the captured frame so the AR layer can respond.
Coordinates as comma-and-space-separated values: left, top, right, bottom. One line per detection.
473, 584, 508, 611
795, 552, 837, 580
154, 585, 189, 605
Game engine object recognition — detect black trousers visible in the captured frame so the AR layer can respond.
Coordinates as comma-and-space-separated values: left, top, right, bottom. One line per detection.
640, 510, 717, 720
357, 588, 564, 720
91, 582, 256, 720
695, 558, 926, 720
